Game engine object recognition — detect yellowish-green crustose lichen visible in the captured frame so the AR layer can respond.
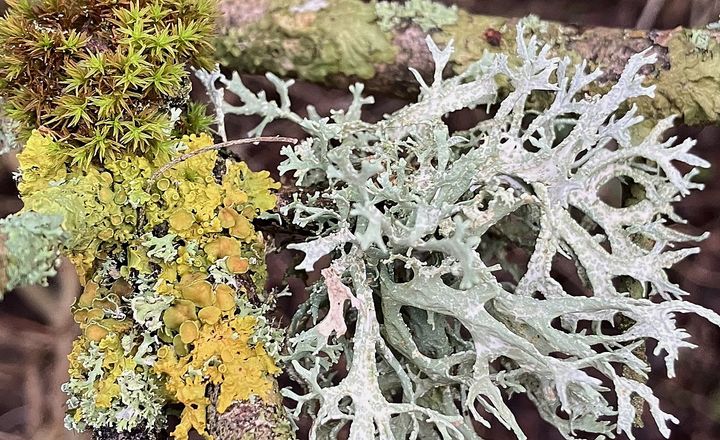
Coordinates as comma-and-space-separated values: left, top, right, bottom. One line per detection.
375, 0, 458, 32
0, 0, 286, 438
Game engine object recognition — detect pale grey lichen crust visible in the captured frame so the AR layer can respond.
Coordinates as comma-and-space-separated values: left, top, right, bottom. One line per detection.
217, 25, 720, 440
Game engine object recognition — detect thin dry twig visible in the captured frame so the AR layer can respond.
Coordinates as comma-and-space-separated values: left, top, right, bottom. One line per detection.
636, 0, 667, 28
16, 285, 60, 326
146, 136, 297, 188
690, 0, 720, 26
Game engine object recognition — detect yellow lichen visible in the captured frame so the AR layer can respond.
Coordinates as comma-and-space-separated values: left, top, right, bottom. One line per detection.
1, 0, 290, 434
15, 108, 283, 439
198, 306, 222, 324
16, 130, 68, 194
164, 299, 200, 330
154, 316, 281, 440
226, 255, 250, 274
214, 285, 237, 313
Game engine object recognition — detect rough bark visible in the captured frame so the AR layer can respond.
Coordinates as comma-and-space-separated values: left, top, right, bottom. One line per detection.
207, 385, 294, 440
216, 0, 720, 125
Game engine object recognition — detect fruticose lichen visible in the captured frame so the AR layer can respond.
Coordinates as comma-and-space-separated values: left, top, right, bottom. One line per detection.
707, 15, 720, 30
290, 0, 328, 13
375, 0, 458, 32
0, 212, 67, 295
220, 25, 720, 439
0, 0, 290, 438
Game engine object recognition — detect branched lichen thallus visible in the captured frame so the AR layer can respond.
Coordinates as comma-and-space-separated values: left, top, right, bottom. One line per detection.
0, 0, 293, 439
214, 24, 720, 440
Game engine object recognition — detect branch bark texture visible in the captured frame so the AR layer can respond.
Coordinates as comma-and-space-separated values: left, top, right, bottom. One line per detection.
217, 0, 720, 125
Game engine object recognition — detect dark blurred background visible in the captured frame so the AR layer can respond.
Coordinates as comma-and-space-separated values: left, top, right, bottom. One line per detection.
1, 1, 719, 439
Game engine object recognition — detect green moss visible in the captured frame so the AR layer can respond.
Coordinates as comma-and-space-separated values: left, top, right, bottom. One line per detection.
0, 0, 217, 167
217, 0, 396, 81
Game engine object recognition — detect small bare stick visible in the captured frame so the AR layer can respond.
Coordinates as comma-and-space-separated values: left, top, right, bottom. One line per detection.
146, 136, 297, 189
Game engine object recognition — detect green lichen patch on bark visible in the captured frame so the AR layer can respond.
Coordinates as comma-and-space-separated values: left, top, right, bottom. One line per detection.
435, 10, 509, 66
217, 0, 396, 82
648, 31, 720, 125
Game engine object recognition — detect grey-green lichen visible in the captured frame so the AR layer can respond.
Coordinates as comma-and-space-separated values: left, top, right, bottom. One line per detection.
218, 24, 720, 439
689, 29, 712, 51
375, 0, 458, 32
435, 18, 720, 127
217, 0, 396, 81
62, 330, 167, 433
289, 0, 327, 13
0, 212, 67, 295
707, 16, 720, 30
518, 14, 548, 35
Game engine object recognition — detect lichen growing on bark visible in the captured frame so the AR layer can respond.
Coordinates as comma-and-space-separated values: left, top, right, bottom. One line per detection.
216, 0, 720, 126
17, 128, 287, 439
216, 0, 396, 82
375, 0, 458, 32
219, 25, 720, 440
0, 0, 292, 438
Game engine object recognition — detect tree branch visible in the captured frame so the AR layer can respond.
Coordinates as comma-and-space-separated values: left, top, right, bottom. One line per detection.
216, 0, 720, 125
146, 136, 297, 188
